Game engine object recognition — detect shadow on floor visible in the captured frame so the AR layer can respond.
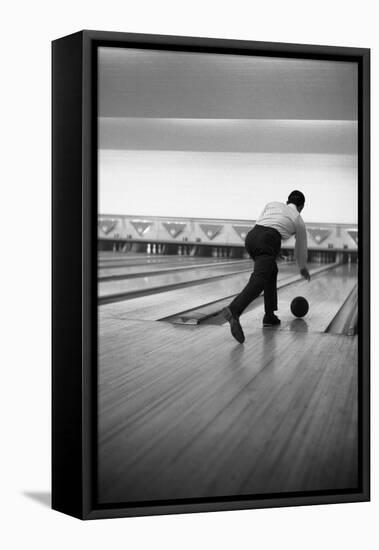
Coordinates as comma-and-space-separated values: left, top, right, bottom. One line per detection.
23, 491, 51, 508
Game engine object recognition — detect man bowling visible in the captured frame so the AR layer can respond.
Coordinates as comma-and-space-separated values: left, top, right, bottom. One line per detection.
222, 190, 310, 343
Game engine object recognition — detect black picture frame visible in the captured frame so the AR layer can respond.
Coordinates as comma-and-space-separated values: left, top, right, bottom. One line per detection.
52, 30, 370, 520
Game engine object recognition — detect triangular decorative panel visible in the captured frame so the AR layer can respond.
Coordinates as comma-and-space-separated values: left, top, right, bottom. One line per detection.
232, 225, 251, 241
347, 230, 358, 245
162, 222, 186, 238
200, 224, 223, 240
130, 220, 153, 236
98, 219, 118, 235
307, 228, 331, 244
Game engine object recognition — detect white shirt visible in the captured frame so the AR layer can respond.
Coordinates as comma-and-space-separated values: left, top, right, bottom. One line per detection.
256, 202, 308, 269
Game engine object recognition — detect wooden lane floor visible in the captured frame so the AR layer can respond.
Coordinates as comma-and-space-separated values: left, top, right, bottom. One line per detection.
236, 263, 357, 334
99, 262, 305, 320
98, 318, 358, 503
99, 258, 251, 280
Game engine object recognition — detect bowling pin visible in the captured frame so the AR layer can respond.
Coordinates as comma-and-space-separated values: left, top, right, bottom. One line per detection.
147, 243, 151, 254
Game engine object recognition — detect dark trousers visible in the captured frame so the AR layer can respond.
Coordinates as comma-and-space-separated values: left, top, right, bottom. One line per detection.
229, 224, 281, 318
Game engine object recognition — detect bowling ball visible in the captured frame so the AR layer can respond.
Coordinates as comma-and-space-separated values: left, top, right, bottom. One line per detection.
290, 296, 309, 318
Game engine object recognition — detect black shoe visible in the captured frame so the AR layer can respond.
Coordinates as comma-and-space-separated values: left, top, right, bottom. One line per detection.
221, 307, 245, 343
263, 313, 281, 327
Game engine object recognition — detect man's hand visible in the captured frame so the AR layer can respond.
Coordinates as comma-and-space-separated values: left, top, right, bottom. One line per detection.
300, 267, 311, 281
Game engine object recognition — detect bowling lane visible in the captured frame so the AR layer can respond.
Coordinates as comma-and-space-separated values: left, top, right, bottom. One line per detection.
99, 262, 322, 321
98, 252, 231, 262
99, 258, 250, 279
99, 252, 155, 259
98, 254, 232, 270
239, 263, 357, 333
99, 259, 305, 302
99, 256, 210, 268
98, 254, 228, 264
99, 263, 253, 301
165, 263, 338, 324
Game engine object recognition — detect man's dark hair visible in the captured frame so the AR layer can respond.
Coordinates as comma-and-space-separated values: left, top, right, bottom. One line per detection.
287, 190, 305, 207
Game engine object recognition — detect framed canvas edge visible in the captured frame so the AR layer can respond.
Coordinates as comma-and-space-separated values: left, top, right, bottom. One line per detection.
52, 31, 85, 520
52, 30, 370, 520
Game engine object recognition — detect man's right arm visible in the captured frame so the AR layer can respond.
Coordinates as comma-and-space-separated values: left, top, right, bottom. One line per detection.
295, 216, 310, 281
